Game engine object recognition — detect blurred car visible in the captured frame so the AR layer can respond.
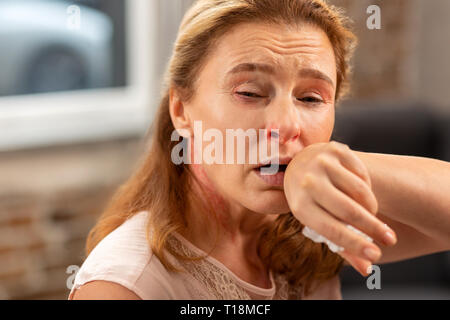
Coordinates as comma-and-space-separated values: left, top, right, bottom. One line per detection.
0, 0, 114, 96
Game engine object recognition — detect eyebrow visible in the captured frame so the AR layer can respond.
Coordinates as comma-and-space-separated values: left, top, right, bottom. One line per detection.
226, 63, 335, 88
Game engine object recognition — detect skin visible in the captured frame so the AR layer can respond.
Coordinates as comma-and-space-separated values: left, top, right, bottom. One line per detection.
72, 21, 450, 299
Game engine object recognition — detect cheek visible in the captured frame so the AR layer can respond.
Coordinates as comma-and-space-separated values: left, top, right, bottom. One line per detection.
304, 108, 335, 142
194, 89, 258, 131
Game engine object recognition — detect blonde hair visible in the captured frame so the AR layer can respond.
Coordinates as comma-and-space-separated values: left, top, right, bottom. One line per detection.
86, 0, 357, 297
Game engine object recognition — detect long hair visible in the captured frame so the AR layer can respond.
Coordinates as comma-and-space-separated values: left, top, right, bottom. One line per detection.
85, 0, 357, 297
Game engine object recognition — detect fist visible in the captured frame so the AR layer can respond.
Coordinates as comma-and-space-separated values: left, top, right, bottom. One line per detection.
283, 141, 397, 276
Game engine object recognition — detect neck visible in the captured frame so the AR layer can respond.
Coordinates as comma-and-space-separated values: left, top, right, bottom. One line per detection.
179, 175, 276, 268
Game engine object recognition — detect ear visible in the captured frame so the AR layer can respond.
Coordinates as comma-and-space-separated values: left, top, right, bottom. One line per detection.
169, 87, 192, 138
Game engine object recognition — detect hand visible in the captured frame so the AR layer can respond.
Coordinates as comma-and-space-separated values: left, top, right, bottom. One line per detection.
283, 141, 398, 276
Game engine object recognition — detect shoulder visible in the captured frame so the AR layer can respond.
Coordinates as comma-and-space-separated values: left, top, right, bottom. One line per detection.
69, 211, 174, 300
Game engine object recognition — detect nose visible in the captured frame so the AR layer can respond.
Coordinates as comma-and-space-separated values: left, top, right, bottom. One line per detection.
266, 96, 301, 144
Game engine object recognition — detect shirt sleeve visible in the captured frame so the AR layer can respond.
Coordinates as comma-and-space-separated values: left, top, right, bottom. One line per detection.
68, 269, 173, 300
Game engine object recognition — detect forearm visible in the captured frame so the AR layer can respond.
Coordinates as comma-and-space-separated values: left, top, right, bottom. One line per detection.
355, 151, 450, 243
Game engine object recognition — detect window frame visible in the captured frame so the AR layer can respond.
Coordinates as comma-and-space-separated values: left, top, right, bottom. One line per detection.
0, 0, 157, 151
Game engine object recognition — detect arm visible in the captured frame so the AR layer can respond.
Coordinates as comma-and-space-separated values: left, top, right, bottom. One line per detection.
70, 273, 174, 300
71, 281, 142, 300
354, 152, 450, 263
284, 141, 450, 276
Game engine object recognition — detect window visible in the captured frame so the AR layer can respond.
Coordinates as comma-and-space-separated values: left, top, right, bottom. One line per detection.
0, 0, 156, 150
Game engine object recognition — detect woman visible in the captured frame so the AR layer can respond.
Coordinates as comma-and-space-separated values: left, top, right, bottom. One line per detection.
69, 0, 450, 300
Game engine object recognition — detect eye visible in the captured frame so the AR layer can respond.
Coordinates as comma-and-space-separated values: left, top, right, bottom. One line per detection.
237, 91, 263, 98
298, 96, 324, 104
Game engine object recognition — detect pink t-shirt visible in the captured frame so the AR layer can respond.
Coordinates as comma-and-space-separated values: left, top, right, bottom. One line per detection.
68, 211, 342, 300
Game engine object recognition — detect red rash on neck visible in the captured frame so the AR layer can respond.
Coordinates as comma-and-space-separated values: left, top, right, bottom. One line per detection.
188, 138, 230, 219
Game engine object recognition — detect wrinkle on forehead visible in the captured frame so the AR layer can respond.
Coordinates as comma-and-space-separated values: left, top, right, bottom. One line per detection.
216, 22, 336, 81
226, 22, 331, 51
238, 33, 328, 54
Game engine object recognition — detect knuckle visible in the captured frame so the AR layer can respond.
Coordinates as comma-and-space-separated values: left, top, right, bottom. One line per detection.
317, 155, 334, 169
356, 183, 379, 214
346, 228, 376, 255
315, 220, 330, 235
300, 173, 316, 189
366, 200, 378, 216
361, 168, 371, 183
328, 141, 341, 153
329, 141, 341, 148
333, 228, 346, 245
370, 197, 379, 214
355, 162, 370, 181
366, 223, 380, 240
328, 141, 337, 147
377, 223, 389, 238
357, 241, 371, 256
361, 220, 381, 242
344, 202, 362, 223
340, 142, 351, 150
328, 143, 348, 157
354, 180, 369, 200
364, 193, 378, 215
354, 177, 367, 191
318, 221, 343, 244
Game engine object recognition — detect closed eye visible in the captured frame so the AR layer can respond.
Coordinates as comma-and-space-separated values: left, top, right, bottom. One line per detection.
237, 92, 264, 98
236, 92, 324, 103
298, 96, 324, 104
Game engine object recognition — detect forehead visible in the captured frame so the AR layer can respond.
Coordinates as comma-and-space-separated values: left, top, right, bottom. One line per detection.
208, 22, 337, 86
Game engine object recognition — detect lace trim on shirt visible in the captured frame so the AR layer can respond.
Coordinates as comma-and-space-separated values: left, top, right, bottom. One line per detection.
166, 234, 303, 300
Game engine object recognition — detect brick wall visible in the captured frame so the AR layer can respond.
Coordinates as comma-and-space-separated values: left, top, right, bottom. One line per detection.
330, 0, 420, 102
0, 139, 142, 299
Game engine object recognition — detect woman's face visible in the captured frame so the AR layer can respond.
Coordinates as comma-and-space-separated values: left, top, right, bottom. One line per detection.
178, 22, 337, 216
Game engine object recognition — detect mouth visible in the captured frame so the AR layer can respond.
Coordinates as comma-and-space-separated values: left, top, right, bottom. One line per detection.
254, 163, 288, 172
252, 157, 293, 187
253, 156, 293, 172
